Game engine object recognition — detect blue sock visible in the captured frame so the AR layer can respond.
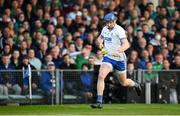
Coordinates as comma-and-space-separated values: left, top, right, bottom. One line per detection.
97, 95, 103, 103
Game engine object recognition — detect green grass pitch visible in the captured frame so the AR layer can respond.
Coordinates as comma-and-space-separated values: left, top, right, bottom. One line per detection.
0, 104, 180, 115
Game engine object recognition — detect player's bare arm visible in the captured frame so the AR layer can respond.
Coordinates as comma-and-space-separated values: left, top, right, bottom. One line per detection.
96, 35, 104, 49
112, 38, 130, 57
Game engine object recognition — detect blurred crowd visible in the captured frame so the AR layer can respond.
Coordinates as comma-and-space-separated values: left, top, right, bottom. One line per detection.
0, 0, 179, 72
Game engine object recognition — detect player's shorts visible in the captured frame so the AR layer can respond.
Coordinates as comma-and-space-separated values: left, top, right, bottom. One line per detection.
102, 56, 126, 74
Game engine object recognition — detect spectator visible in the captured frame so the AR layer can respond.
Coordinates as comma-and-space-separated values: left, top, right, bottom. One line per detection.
19, 56, 39, 95
28, 49, 42, 70
35, 8, 44, 21
46, 24, 55, 37
88, 56, 95, 70
125, 2, 137, 20
6, 37, 18, 51
24, 3, 35, 22
42, 54, 53, 69
159, 59, 178, 104
25, 35, 37, 51
171, 55, 180, 69
0, 54, 21, 95
160, 36, 168, 48
144, 62, 157, 82
147, 2, 158, 20
128, 50, 139, 69
116, 9, 126, 28
49, 34, 57, 49
173, 9, 180, 21
82, 8, 91, 26
75, 45, 92, 69
78, 24, 87, 41
8, 21, 15, 37
34, 20, 46, 35
11, 50, 21, 69
136, 37, 147, 55
167, 28, 176, 43
138, 0, 149, 15
132, 29, 144, 49
75, 37, 84, 51
138, 49, 151, 69
126, 25, 134, 44
72, 13, 84, 34
143, 10, 155, 28
60, 53, 79, 97
40, 61, 56, 104
51, 46, 62, 68
80, 63, 93, 103
149, 32, 161, 47
127, 63, 135, 79
167, 0, 177, 17
89, 4, 98, 17
161, 47, 170, 60
142, 23, 155, 44
152, 53, 164, 71
56, 16, 68, 34
41, 35, 49, 44
14, 13, 26, 33
63, 33, 73, 49
64, 15, 74, 34
19, 40, 28, 58
106, 0, 117, 13
55, 27, 64, 44
0, 27, 11, 50
146, 44, 155, 61
62, 42, 81, 62
36, 42, 49, 62
94, 50, 103, 65
167, 42, 175, 61
0, 14, 10, 30
67, 4, 81, 20
1, 44, 12, 57
60, 54, 76, 69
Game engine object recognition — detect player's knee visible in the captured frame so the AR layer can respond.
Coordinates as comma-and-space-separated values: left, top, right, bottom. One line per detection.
98, 73, 106, 80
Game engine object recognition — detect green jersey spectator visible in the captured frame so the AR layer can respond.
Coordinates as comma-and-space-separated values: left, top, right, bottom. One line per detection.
75, 45, 92, 69
153, 53, 164, 71
144, 62, 157, 81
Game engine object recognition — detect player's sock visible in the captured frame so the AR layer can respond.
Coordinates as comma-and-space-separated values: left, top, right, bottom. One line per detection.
97, 95, 103, 103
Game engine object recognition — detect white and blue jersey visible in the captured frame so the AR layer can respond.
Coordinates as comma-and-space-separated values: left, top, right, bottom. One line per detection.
100, 24, 127, 72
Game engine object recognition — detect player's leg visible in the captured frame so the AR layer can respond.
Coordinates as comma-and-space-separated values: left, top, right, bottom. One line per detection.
115, 61, 142, 96
117, 71, 135, 87
117, 71, 142, 96
91, 63, 112, 108
97, 63, 112, 102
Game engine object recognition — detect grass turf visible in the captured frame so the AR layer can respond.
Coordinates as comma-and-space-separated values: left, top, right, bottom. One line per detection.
0, 104, 180, 115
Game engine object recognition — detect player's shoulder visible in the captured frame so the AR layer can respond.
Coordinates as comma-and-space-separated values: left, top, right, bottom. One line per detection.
102, 26, 108, 31
114, 24, 127, 38
101, 26, 109, 33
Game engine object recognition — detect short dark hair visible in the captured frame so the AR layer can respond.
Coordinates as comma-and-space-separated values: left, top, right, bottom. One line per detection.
81, 63, 90, 69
